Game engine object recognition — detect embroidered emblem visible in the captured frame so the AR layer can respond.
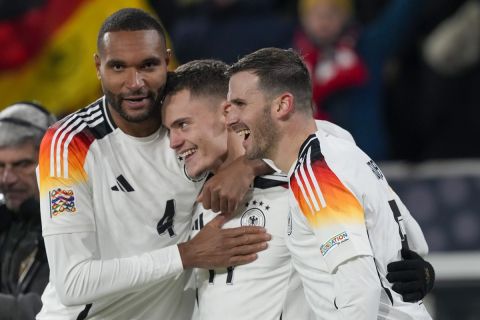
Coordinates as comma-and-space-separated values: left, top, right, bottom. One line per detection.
320, 231, 349, 256
49, 188, 77, 217
240, 208, 266, 227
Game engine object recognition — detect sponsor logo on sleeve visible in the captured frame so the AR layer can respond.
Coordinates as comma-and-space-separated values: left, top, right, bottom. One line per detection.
49, 188, 77, 217
320, 231, 349, 256
367, 160, 384, 180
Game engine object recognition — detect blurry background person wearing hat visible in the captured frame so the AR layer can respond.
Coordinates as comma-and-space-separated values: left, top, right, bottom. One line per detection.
0, 102, 56, 320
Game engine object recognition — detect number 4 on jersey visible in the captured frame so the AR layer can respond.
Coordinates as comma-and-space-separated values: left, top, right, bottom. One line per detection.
157, 199, 176, 237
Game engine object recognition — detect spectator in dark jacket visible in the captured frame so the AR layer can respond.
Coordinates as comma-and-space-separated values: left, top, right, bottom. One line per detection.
0, 102, 56, 320
294, 0, 422, 160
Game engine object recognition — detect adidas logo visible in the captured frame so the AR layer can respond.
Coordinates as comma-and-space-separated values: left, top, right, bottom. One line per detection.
111, 175, 135, 192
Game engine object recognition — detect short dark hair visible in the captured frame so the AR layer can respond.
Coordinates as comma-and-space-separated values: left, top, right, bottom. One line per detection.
227, 48, 312, 113
165, 59, 229, 99
97, 8, 166, 51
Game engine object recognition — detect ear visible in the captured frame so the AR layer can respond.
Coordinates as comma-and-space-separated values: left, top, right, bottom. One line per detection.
273, 92, 295, 119
94, 53, 101, 80
165, 49, 172, 68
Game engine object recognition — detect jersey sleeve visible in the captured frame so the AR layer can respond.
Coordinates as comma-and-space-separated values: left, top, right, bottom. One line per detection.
44, 231, 183, 306
389, 188, 429, 255
289, 136, 373, 272
37, 125, 96, 236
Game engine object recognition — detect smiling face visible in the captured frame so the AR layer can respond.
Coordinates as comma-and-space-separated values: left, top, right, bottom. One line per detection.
226, 71, 280, 161
95, 30, 169, 131
162, 89, 228, 178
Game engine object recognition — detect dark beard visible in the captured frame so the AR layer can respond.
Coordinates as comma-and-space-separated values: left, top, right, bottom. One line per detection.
105, 86, 164, 123
246, 104, 279, 160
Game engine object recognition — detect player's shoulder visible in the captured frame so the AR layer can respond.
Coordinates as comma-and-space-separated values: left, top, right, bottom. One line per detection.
315, 120, 355, 144
292, 130, 368, 181
46, 97, 115, 143
39, 97, 116, 178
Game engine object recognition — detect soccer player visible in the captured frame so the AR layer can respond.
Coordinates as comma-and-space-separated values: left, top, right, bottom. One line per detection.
36, 9, 270, 319
226, 47, 433, 319
162, 59, 309, 320
163, 59, 435, 319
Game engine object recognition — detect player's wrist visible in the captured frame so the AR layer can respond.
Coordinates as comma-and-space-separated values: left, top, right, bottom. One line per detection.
244, 157, 272, 178
177, 241, 194, 269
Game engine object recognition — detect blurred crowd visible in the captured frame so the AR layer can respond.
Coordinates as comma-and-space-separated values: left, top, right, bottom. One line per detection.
153, 0, 480, 161
1, 0, 479, 161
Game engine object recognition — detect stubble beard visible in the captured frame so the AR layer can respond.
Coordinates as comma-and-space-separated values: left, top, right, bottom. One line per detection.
105, 86, 164, 123
245, 105, 279, 161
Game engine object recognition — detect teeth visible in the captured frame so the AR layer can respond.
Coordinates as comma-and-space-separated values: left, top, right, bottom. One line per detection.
180, 148, 196, 158
237, 129, 251, 137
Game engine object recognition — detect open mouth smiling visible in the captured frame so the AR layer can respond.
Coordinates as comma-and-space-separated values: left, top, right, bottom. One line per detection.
178, 147, 197, 161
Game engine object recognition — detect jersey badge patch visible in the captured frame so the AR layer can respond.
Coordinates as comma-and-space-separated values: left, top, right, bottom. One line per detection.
241, 199, 269, 227
320, 231, 349, 256
241, 208, 266, 227
367, 160, 384, 180
49, 188, 77, 217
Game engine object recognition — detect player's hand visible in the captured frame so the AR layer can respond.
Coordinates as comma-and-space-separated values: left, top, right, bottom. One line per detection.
197, 156, 261, 216
386, 248, 435, 302
178, 215, 270, 269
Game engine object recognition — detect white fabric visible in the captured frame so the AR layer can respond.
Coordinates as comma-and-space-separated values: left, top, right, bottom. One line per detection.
190, 173, 312, 320
37, 97, 202, 319
286, 128, 432, 319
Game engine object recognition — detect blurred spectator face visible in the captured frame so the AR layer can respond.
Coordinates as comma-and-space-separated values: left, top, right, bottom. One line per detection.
162, 89, 228, 178
95, 30, 169, 123
0, 142, 38, 211
300, 0, 351, 45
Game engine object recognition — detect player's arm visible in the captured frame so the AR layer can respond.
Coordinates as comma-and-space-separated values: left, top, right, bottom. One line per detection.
385, 192, 435, 302
45, 219, 270, 307
332, 256, 381, 319
197, 156, 272, 215
44, 231, 184, 306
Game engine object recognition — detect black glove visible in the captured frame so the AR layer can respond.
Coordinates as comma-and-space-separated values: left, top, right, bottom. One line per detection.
386, 248, 435, 302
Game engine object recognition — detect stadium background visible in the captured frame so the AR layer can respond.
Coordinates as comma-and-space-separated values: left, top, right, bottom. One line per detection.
1, 0, 479, 318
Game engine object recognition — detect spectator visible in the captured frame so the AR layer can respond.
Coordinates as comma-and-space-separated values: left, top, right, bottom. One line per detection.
293, 0, 422, 160
0, 102, 55, 320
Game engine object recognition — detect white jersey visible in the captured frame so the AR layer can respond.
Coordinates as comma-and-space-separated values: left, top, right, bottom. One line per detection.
286, 128, 431, 319
190, 173, 313, 320
37, 97, 203, 319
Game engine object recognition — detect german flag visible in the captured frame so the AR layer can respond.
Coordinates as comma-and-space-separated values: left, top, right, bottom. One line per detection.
0, 0, 176, 116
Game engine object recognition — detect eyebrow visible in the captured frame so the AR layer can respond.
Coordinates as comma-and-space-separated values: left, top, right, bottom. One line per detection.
141, 57, 161, 65
106, 57, 162, 68
106, 59, 126, 68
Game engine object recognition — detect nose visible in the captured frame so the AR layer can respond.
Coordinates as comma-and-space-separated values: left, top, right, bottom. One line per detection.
125, 69, 145, 90
169, 130, 184, 150
225, 103, 239, 128
1, 166, 18, 186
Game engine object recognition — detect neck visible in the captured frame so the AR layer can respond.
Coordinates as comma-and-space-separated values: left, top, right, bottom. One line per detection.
108, 104, 161, 137
214, 129, 245, 173
272, 116, 317, 173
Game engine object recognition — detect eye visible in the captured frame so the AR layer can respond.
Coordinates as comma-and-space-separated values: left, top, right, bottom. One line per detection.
14, 159, 35, 169
179, 121, 188, 129
142, 60, 160, 71
112, 64, 124, 72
